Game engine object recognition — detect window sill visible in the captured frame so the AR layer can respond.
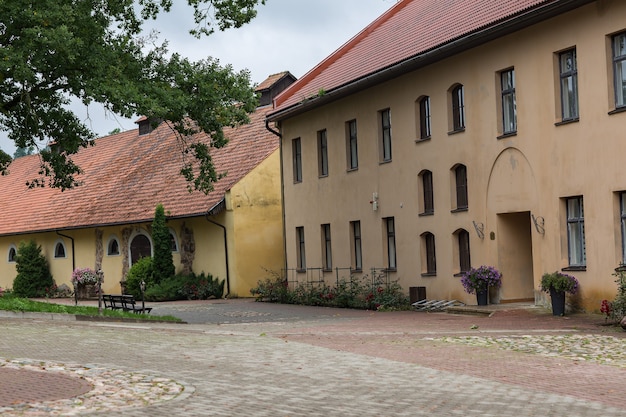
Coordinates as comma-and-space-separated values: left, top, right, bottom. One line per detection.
421, 272, 437, 277
608, 106, 626, 116
346, 168, 358, 173
554, 118, 579, 126
451, 207, 468, 213
453, 272, 465, 277
322, 268, 332, 273
296, 269, 306, 273
448, 128, 465, 136
415, 137, 431, 144
351, 268, 363, 273
384, 268, 397, 273
497, 131, 517, 140
419, 211, 434, 217
562, 266, 586, 272
379, 159, 392, 165
318, 174, 328, 179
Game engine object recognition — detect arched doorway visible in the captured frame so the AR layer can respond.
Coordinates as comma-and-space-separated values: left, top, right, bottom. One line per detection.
487, 147, 538, 302
130, 233, 152, 265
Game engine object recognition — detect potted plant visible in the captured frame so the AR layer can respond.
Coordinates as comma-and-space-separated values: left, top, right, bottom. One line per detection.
540, 271, 579, 316
461, 265, 502, 305
71, 267, 102, 299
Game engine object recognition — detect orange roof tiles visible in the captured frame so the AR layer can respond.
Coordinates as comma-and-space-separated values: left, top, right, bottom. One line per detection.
271, 0, 575, 114
0, 106, 278, 236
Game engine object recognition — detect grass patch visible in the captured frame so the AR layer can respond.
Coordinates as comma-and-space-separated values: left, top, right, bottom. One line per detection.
0, 295, 181, 322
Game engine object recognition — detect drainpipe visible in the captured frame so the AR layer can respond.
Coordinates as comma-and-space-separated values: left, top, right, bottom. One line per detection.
205, 210, 230, 298
264, 119, 288, 278
56, 231, 76, 304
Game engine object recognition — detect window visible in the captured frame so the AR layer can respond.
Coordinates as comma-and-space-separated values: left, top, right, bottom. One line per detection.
380, 108, 392, 162
321, 224, 332, 270
451, 84, 465, 131
453, 164, 468, 211
351, 220, 362, 271
419, 170, 434, 215
54, 241, 66, 258
421, 232, 436, 275
613, 32, 626, 108
385, 217, 397, 270
456, 229, 471, 274
417, 96, 431, 139
169, 230, 179, 252
292, 138, 302, 183
500, 69, 516, 134
346, 120, 358, 170
559, 49, 579, 120
107, 237, 120, 256
7, 245, 17, 262
567, 196, 586, 267
296, 226, 306, 271
317, 129, 328, 177
619, 192, 626, 264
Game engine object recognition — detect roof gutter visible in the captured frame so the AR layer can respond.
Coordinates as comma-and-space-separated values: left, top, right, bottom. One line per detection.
267, 0, 594, 122
205, 198, 230, 298
265, 120, 289, 279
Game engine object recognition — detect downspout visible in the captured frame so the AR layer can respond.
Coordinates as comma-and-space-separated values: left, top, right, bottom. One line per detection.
205, 208, 230, 298
265, 119, 288, 277
56, 231, 76, 304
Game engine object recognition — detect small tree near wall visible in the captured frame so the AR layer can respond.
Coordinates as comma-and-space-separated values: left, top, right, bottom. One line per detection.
152, 204, 175, 284
13, 240, 54, 297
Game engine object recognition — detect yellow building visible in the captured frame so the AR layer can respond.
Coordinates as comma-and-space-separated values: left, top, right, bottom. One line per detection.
267, 0, 625, 311
0, 73, 293, 297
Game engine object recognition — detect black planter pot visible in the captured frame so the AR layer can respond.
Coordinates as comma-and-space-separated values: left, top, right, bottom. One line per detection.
476, 290, 488, 306
550, 288, 566, 316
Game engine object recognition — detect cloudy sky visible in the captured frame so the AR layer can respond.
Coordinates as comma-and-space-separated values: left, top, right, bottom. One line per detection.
0, 0, 397, 156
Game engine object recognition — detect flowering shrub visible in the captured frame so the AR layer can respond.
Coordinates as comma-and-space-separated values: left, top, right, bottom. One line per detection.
250, 272, 410, 310
540, 271, 579, 295
600, 299, 612, 320
460, 266, 502, 294
71, 267, 100, 286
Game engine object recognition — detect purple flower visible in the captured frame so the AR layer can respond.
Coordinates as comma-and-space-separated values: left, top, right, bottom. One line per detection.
460, 265, 502, 295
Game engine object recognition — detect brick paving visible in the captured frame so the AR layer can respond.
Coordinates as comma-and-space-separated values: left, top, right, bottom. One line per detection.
0, 300, 625, 416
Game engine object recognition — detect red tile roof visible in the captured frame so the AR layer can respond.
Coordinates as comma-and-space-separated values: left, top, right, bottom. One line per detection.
271, 0, 585, 115
0, 106, 278, 236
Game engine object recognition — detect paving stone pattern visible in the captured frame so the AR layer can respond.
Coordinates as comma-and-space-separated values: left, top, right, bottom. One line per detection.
0, 300, 624, 416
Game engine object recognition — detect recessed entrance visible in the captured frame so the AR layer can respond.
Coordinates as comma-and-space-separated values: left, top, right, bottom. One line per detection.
130, 234, 152, 265
496, 211, 535, 302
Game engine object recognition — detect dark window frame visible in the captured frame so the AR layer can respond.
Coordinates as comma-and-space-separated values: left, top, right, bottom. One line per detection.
351, 220, 362, 271
318, 129, 328, 177
419, 96, 432, 139
501, 68, 517, 134
380, 108, 392, 162
420, 170, 434, 215
454, 164, 468, 211
296, 226, 306, 271
422, 232, 436, 275
566, 196, 586, 267
559, 49, 579, 121
347, 120, 358, 170
458, 229, 471, 273
322, 223, 332, 271
451, 85, 465, 131
385, 217, 397, 271
292, 138, 302, 183
613, 32, 626, 109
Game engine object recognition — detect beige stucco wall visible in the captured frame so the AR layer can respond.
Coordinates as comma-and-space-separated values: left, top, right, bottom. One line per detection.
226, 150, 285, 296
278, 1, 626, 311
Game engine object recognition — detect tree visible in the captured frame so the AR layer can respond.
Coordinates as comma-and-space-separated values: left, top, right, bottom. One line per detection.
0, 0, 265, 192
151, 204, 175, 284
13, 240, 55, 297
13, 146, 35, 159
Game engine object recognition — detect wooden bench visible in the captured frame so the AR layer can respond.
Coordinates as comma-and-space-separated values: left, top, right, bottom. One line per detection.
102, 294, 152, 314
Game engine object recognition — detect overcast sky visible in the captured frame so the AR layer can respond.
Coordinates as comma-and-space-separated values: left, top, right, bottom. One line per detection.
0, 0, 397, 156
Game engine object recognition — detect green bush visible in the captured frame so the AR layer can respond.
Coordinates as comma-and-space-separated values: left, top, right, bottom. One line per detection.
124, 257, 154, 298
144, 275, 188, 301
12, 240, 55, 298
250, 273, 410, 310
179, 272, 225, 300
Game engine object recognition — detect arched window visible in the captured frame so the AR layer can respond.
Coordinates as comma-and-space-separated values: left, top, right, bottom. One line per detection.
451, 164, 468, 211
107, 236, 120, 256
54, 240, 66, 258
416, 96, 431, 139
7, 245, 17, 263
169, 229, 179, 252
420, 232, 436, 275
418, 169, 434, 215
454, 229, 471, 274
449, 84, 465, 132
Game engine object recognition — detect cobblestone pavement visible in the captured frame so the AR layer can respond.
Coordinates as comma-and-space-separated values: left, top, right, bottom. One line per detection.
0, 299, 625, 416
